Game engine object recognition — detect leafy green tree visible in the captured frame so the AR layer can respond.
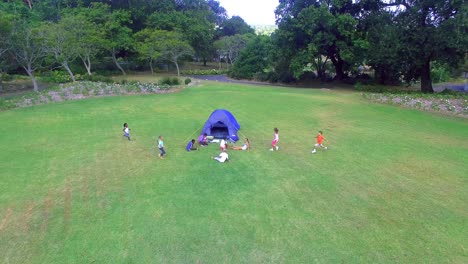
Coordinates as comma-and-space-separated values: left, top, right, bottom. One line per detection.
157, 31, 194, 76
385, 0, 467, 92
214, 34, 252, 66
58, 11, 106, 76
81, 3, 133, 75
206, 0, 228, 26
361, 11, 402, 85
43, 19, 79, 82
218, 16, 255, 37
147, 5, 217, 67
0, 11, 14, 92
230, 35, 272, 79
181, 10, 215, 66
294, 2, 364, 80
8, 20, 47, 91
134, 29, 163, 74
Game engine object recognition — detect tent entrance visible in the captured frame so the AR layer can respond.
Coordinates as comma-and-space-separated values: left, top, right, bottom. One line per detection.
211, 122, 229, 139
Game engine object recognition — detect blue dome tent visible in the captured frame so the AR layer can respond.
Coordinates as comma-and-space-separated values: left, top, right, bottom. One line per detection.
201, 109, 240, 142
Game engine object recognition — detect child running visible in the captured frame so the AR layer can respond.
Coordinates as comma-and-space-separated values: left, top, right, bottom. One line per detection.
270, 128, 279, 151
123, 123, 131, 141
158, 135, 166, 159
312, 130, 328, 154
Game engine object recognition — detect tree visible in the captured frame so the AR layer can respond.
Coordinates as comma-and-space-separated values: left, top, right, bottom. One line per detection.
218, 16, 255, 37
147, 6, 217, 67
105, 10, 133, 75
181, 10, 215, 66
291, 1, 364, 80
214, 34, 252, 66
361, 10, 402, 85
134, 29, 163, 74
9, 20, 46, 91
0, 11, 14, 92
230, 35, 272, 80
206, 0, 228, 26
82, 3, 133, 75
274, 1, 358, 81
383, 0, 467, 93
158, 31, 194, 76
69, 14, 108, 75
43, 19, 79, 82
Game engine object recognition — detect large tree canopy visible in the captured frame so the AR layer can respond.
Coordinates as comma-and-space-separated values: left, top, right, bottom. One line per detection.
272, 0, 467, 91
0, 0, 466, 93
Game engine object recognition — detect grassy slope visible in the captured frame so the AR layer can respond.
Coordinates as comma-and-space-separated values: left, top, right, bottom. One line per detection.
0, 82, 467, 263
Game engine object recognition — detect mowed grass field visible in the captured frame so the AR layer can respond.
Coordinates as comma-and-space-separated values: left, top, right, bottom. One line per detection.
0, 81, 467, 263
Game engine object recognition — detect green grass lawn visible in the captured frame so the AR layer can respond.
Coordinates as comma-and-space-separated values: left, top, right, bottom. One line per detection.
0, 81, 467, 263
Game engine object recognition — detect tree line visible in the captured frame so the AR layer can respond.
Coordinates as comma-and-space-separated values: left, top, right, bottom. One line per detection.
268, 0, 467, 93
0, 0, 255, 91
0, 0, 467, 93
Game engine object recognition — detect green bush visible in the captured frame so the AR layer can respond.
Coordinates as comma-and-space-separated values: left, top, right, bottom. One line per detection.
159, 77, 180, 86
40, 71, 72, 83
81, 74, 114, 83
431, 63, 451, 83
171, 77, 180, 85
1, 73, 14, 82
354, 83, 390, 93
180, 69, 228, 75
159, 83, 170, 90
184, 78, 191, 85
0, 98, 16, 110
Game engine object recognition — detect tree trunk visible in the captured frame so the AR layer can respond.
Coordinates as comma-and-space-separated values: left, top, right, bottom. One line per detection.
62, 61, 76, 82
332, 58, 345, 80
203, 57, 207, 67
173, 60, 180, 77
80, 55, 92, 75
24, 67, 39, 92
149, 58, 154, 75
420, 59, 434, 93
112, 49, 126, 75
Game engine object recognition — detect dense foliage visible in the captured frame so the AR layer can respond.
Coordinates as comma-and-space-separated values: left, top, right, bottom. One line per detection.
0, 0, 466, 93
271, 0, 467, 92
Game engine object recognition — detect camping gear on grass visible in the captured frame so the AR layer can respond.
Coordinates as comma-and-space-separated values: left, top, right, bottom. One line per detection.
201, 109, 240, 142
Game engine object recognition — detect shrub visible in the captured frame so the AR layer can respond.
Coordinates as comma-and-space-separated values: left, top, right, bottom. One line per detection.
159, 77, 180, 86
82, 74, 114, 83
159, 83, 170, 90
431, 62, 451, 83
184, 78, 191, 85
40, 71, 72, 83
171, 77, 180, 85
354, 83, 389, 93
181, 69, 228, 75
1, 73, 14, 82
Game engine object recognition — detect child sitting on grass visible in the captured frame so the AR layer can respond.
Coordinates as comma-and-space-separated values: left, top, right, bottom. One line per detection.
212, 151, 229, 163
232, 138, 250, 151
198, 133, 208, 146
186, 139, 198, 152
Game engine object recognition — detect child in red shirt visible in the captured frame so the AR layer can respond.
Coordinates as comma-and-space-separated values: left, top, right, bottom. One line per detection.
312, 130, 328, 154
